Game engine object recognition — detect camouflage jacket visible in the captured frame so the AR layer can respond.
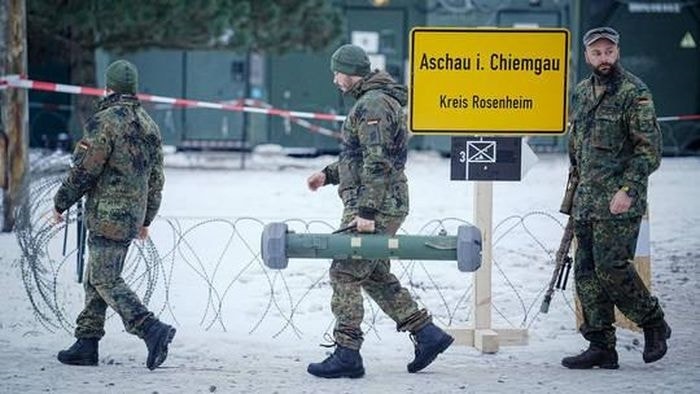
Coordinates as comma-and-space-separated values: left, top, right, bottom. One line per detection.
323, 71, 409, 219
54, 94, 165, 241
567, 66, 661, 220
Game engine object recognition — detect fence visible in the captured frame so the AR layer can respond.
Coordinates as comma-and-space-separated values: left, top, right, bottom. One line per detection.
11, 153, 576, 340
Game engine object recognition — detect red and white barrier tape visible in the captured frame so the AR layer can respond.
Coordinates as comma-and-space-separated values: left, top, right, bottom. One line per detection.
5, 74, 699, 129
25, 98, 341, 139
224, 98, 340, 139
0, 75, 346, 123
657, 114, 700, 122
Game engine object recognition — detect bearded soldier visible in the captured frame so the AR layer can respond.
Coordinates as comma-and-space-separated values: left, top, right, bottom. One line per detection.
561, 27, 670, 369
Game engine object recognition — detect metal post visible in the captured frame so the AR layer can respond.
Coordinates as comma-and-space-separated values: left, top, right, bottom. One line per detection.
240, 49, 251, 170
180, 51, 188, 144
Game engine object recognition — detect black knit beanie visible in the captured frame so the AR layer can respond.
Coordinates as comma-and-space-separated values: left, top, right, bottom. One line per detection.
330, 44, 371, 77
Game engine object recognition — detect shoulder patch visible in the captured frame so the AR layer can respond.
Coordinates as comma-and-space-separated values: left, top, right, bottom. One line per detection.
637, 98, 651, 105
367, 119, 380, 125
78, 140, 91, 150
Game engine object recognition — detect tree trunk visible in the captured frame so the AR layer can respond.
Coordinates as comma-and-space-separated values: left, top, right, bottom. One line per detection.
1, 0, 29, 233
68, 27, 97, 140
0, 1, 7, 191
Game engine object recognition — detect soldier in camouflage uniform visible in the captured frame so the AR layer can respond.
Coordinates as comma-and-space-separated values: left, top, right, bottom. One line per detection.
561, 28, 670, 369
305, 44, 453, 378
52, 60, 175, 370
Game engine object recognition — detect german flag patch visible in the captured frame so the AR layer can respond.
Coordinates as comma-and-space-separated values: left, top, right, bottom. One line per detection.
367, 119, 380, 125
78, 141, 91, 150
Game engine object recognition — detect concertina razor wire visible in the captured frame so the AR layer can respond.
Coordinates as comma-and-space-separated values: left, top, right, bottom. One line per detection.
9, 153, 575, 339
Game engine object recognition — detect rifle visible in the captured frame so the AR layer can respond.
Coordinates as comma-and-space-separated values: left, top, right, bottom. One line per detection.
540, 217, 574, 313
75, 199, 87, 283
540, 166, 578, 314
61, 207, 70, 256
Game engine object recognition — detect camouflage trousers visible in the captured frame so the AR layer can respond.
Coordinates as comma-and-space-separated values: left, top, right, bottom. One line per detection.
574, 217, 664, 349
74, 235, 154, 340
330, 210, 431, 350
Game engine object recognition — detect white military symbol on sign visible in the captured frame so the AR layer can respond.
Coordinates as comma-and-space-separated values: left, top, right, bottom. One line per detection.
467, 140, 497, 163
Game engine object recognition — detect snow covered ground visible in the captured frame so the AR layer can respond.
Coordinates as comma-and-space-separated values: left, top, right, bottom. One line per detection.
1, 150, 698, 393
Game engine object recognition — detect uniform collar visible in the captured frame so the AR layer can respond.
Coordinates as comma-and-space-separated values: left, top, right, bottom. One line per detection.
96, 93, 140, 112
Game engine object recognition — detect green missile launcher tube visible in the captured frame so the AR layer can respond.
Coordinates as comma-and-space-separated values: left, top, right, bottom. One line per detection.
261, 223, 481, 272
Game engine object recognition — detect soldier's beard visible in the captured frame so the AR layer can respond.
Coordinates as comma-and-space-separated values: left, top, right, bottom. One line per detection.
593, 60, 619, 77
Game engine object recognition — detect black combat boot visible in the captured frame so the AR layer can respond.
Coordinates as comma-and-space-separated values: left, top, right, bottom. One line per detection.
57, 338, 99, 366
643, 320, 671, 363
561, 345, 619, 369
143, 321, 176, 370
407, 323, 454, 373
307, 345, 365, 378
